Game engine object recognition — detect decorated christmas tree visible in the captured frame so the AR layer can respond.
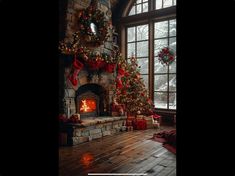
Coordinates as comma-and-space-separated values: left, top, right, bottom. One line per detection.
114, 55, 154, 116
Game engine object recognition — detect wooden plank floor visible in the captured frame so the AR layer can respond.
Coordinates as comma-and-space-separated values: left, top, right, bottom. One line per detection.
59, 126, 176, 176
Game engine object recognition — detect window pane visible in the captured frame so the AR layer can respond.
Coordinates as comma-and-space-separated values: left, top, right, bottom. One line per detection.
140, 74, 149, 89
155, 21, 168, 38
154, 74, 168, 91
128, 27, 136, 42
129, 6, 135, 16
143, 0, 148, 2
169, 58, 176, 73
128, 43, 136, 57
163, 0, 173, 8
169, 19, 176, 37
169, 37, 176, 52
136, 4, 141, 14
137, 41, 148, 57
154, 57, 167, 73
137, 0, 141, 3
154, 39, 168, 56
137, 25, 148, 41
155, 0, 162, 9
169, 74, 176, 91
169, 93, 176, 109
154, 92, 167, 109
137, 58, 148, 74
143, 2, 148, 12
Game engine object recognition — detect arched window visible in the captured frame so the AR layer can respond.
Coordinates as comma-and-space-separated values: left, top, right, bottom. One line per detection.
120, 0, 176, 111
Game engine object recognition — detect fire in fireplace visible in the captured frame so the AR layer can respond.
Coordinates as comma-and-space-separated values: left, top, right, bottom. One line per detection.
80, 99, 96, 113
77, 91, 99, 118
76, 84, 109, 119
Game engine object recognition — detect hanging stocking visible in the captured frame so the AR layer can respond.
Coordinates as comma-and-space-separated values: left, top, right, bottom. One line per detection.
68, 55, 84, 87
68, 68, 81, 86
73, 55, 84, 70
68, 74, 78, 86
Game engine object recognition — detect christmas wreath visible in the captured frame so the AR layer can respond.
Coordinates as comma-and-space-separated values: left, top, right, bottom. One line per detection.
77, 1, 110, 46
157, 47, 176, 65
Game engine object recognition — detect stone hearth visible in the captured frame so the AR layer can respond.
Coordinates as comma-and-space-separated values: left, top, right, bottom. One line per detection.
60, 116, 127, 146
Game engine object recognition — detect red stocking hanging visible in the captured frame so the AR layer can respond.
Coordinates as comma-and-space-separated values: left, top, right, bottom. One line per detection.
68, 55, 84, 87
68, 75, 78, 86
73, 55, 84, 70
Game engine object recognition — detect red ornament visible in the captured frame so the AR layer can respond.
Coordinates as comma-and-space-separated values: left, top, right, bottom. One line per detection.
125, 71, 130, 77
118, 67, 125, 77
116, 78, 123, 89
104, 63, 116, 73
169, 55, 174, 61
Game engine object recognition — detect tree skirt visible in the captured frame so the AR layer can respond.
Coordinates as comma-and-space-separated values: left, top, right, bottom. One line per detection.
152, 129, 176, 154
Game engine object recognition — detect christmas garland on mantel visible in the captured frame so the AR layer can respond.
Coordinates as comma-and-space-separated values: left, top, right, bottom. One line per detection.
59, 34, 119, 70
59, 32, 121, 86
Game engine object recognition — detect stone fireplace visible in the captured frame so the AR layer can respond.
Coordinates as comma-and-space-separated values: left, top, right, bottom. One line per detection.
59, 0, 128, 146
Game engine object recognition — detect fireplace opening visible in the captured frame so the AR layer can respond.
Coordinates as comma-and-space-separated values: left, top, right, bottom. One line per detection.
76, 84, 109, 119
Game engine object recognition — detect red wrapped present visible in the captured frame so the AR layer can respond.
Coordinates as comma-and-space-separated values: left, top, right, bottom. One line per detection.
133, 119, 147, 130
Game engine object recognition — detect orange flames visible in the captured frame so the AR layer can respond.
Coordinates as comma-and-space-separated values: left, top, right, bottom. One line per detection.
80, 99, 96, 113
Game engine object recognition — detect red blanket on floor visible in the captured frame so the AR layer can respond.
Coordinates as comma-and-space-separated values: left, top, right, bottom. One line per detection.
153, 130, 176, 154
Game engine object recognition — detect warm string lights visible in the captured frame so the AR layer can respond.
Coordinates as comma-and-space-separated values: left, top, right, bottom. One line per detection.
114, 55, 155, 116
59, 34, 120, 72
58, 32, 82, 55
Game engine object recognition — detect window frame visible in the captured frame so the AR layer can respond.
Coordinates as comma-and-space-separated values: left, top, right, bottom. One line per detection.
153, 18, 176, 110
120, 0, 176, 112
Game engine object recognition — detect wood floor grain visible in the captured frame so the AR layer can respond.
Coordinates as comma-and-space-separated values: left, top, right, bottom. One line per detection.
59, 126, 176, 176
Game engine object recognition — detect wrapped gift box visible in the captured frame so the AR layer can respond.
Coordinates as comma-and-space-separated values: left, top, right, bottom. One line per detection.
133, 119, 147, 130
